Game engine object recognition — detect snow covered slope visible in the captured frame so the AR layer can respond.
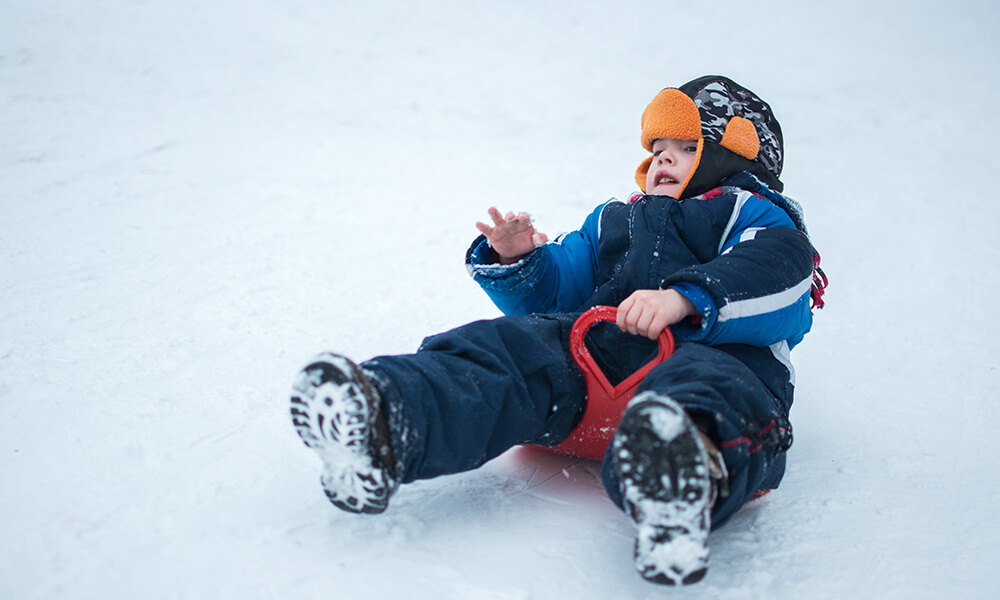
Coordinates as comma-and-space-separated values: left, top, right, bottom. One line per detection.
2, 0, 999, 598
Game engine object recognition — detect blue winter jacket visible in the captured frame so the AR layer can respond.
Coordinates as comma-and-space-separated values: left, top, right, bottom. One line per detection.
466, 172, 815, 352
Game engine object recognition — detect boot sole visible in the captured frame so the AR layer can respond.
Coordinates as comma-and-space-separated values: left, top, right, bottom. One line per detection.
613, 393, 713, 585
290, 353, 394, 515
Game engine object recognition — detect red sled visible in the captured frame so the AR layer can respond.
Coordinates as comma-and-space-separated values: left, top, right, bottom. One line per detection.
530, 306, 675, 460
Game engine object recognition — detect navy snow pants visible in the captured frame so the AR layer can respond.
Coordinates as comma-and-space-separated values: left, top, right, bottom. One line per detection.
363, 313, 793, 529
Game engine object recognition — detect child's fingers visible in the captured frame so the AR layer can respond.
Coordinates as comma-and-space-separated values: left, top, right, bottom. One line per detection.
617, 291, 666, 338
646, 314, 671, 340
487, 207, 505, 226
475, 221, 492, 234
626, 309, 643, 336
635, 309, 655, 338
616, 297, 635, 333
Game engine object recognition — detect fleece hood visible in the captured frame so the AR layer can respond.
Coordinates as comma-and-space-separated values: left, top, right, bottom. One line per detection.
636, 76, 784, 198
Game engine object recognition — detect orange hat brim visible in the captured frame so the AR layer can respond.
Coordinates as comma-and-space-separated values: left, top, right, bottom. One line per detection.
640, 89, 702, 151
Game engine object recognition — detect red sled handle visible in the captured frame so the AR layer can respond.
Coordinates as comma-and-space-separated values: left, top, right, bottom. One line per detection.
570, 306, 674, 399
538, 306, 675, 460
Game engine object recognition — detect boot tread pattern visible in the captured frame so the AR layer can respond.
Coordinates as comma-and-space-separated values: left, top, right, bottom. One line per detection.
289, 353, 395, 515
613, 393, 715, 586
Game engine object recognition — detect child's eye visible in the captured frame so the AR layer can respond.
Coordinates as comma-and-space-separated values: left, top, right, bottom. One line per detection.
684, 145, 697, 153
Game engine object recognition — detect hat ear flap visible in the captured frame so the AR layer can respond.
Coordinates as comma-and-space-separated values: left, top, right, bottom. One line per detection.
674, 137, 704, 199
635, 156, 653, 192
719, 116, 760, 160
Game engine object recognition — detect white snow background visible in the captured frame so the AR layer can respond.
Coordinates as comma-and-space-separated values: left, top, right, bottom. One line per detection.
3, 0, 999, 598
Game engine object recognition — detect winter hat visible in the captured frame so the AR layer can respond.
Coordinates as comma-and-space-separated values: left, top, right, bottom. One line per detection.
635, 76, 784, 198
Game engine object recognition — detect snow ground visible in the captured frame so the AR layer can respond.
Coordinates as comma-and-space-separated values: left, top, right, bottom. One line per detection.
2, 0, 999, 598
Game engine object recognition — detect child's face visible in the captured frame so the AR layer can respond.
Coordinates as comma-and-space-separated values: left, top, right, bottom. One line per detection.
645, 138, 698, 197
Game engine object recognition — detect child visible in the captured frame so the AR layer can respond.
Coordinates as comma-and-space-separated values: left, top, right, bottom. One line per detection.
290, 75, 825, 585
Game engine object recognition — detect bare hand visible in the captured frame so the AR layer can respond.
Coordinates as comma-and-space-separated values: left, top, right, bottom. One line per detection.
475, 207, 549, 264
616, 289, 697, 339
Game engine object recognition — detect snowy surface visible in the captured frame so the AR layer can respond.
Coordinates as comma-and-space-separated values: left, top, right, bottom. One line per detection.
3, 0, 1000, 598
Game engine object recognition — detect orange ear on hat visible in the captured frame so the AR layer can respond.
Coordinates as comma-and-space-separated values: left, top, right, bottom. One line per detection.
719, 116, 760, 160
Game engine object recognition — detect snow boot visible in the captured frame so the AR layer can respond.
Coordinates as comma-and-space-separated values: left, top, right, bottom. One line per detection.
612, 392, 718, 585
290, 352, 398, 514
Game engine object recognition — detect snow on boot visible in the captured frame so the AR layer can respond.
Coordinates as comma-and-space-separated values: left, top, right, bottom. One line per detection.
612, 392, 716, 585
290, 352, 398, 515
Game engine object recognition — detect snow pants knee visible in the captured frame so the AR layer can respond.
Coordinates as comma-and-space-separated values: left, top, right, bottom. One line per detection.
600, 342, 794, 528
363, 314, 794, 530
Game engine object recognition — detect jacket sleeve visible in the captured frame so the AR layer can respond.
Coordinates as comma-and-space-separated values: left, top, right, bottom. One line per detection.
465, 203, 604, 315
664, 195, 815, 348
